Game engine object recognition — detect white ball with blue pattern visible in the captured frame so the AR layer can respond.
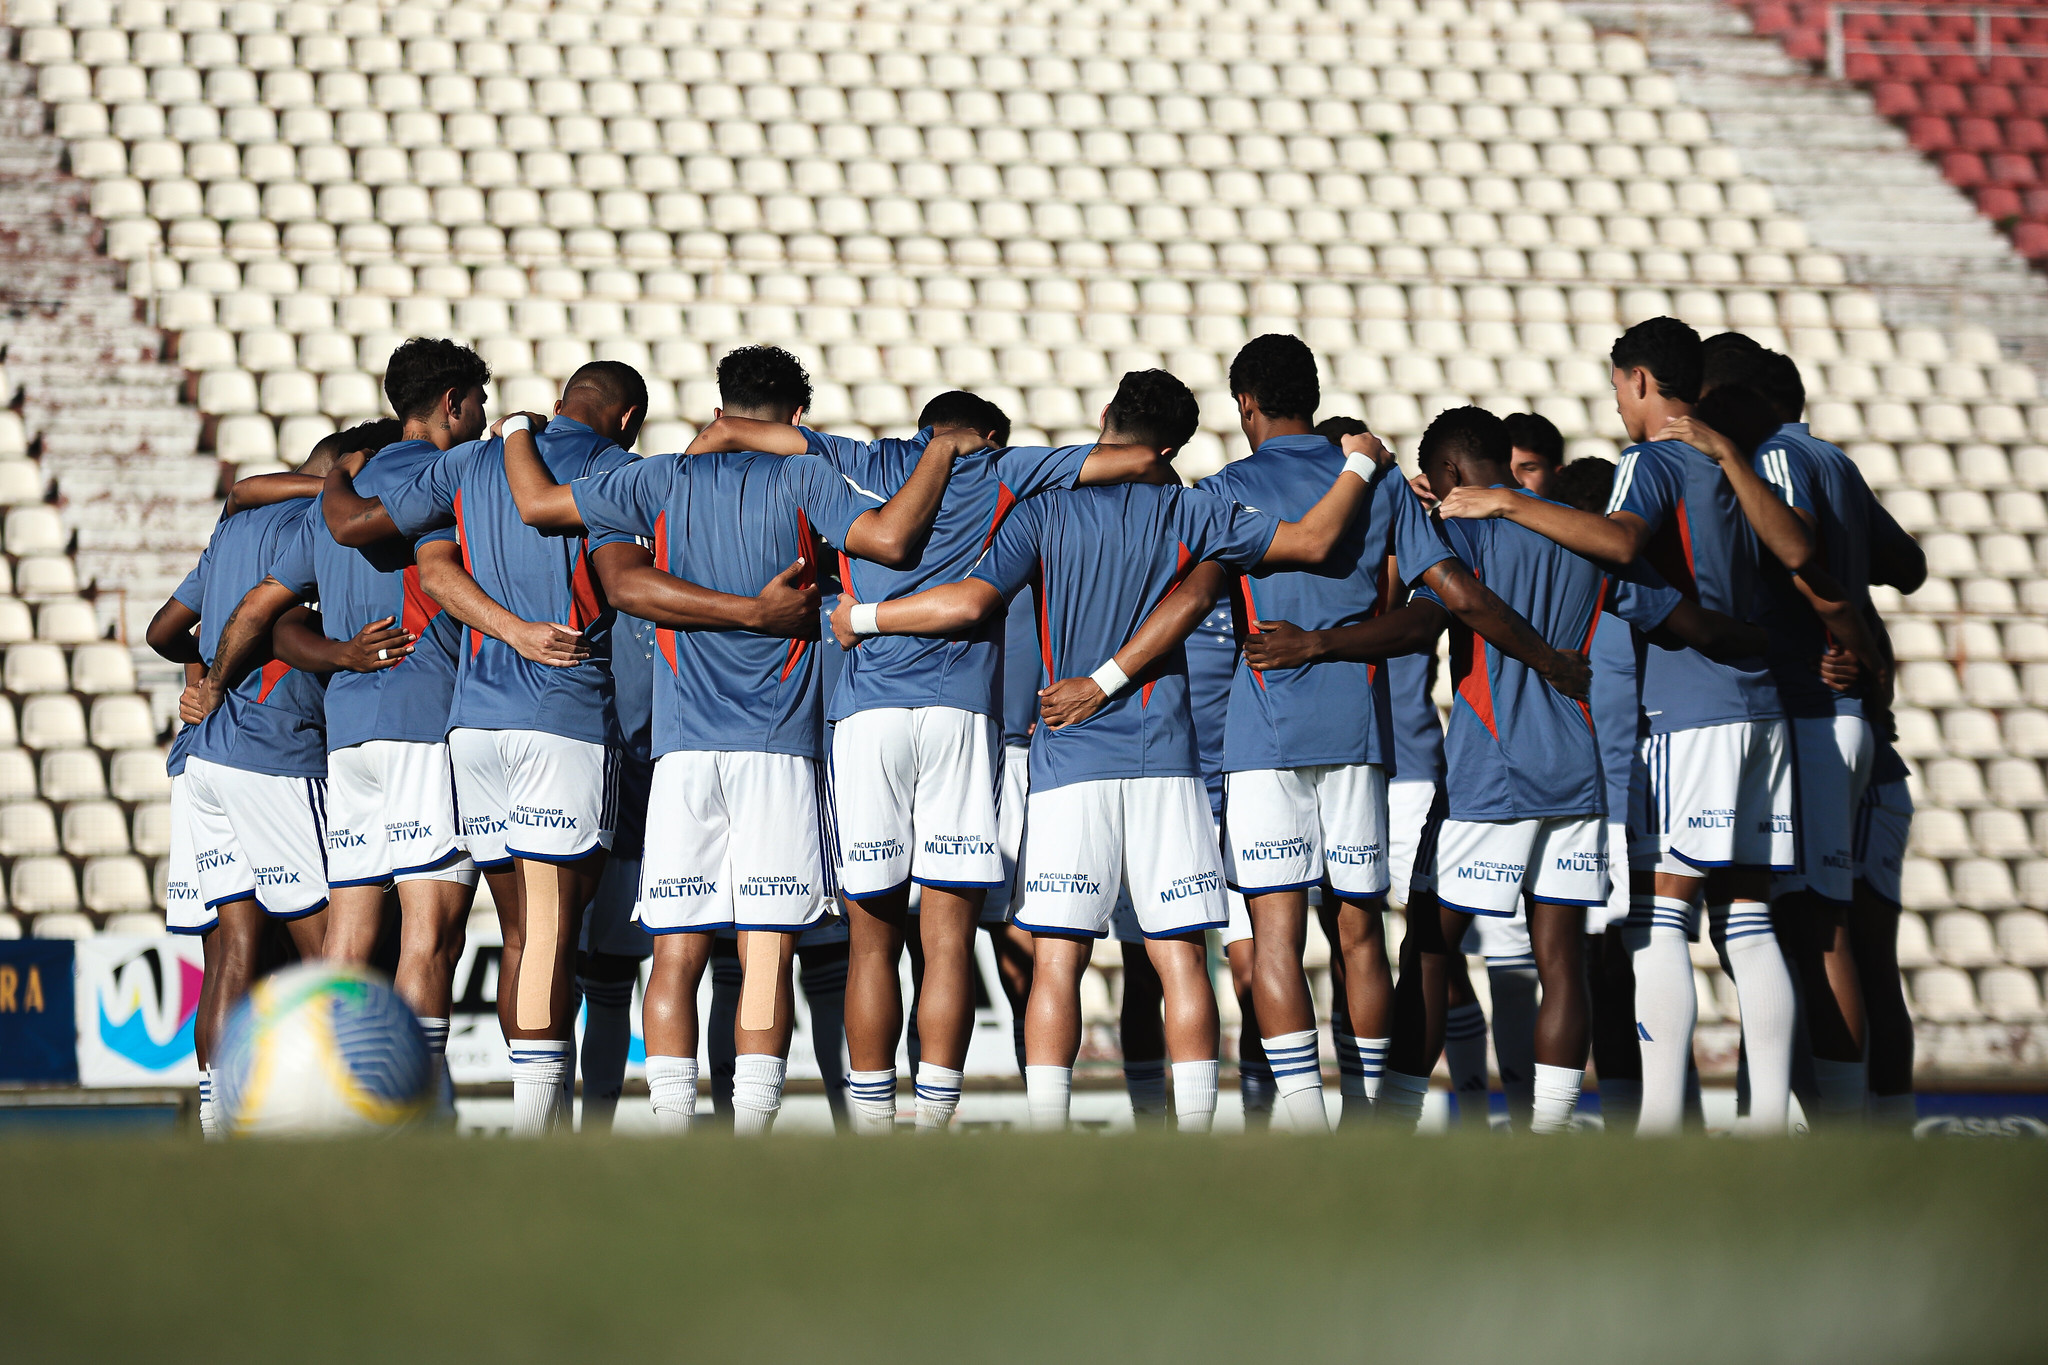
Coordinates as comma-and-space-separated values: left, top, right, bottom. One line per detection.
215, 963, 435, 1137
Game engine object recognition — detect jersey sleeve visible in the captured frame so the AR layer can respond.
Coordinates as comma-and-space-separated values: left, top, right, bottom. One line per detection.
570, 456, 670, 541
996, 443, 1091, 498
969, 494, 1047, 599
788, 453, 885, 547
266, 512, 319, 599
378, 447, 465, 539
1606, 442, 1683, 530
1753, 440, 1815, 517
1181, 488, 1280, 570
580, 447, 645, 549
1607, 559, 1683, 632
1390, 476, 1456, 585
171, 560, 204, 612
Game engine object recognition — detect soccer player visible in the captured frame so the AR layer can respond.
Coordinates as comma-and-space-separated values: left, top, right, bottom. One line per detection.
1504, 411, 1566, 499
832, 369, 1391, 1131
1851, 723, 1916, 1126
1438, 318, 1795, 1135
500, 344, 978, 1135
685, 388, 1167, 1134
197, 342, 514, 1106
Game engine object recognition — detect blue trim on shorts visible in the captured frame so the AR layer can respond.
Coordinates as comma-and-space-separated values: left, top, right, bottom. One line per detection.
505, 841, 605, 866
257, 896, 329, 921
329, 872, 393, 889
1437, 894, 1516, 919
1324, 886, 1390, 906
842, 877, 912, 903
166, 921, 213, 935
203, 888, 257, 910
1010, 916, 1107, 941
1229, 876, 1323, 896
391, 845, 466, 878
913, 876, 1004, 890
472, 855, 514, 872
1141, 918, 1228, 940
643, 923, 722, 936
1532, 894, 1609, 908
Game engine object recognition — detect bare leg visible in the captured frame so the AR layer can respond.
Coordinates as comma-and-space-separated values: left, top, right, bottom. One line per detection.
284, 911, 326, 960
642, 931, 714, 1059
1119, 940, 1168, 1126
321, 883, 388, 966
194, 929, 221, 1069
1247, 888, 1315, 1035
988, 920, 1034, 1079
1324, 895, 1393, 1038
843, 888, 908, 1072
1225, 936, 1270, 1128
495, 855, 600, 1041
1024, 934, 1092, 1068
1528, 902, 1589, 1068
912, 886, 982, 1072
202, 899, 266, 1060
732, 930, 798, 1060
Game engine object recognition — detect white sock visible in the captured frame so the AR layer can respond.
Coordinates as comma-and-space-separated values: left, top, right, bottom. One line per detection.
416, 1015, 455, 1120
1487, 962, 1539, 1126
1812, 1058, 1868, 1123
1123, 1059, 1168, 1126
914, 1063, 963, 1132
1239, 1058, 1275, 1125
1377, 1070, 1429, 1131
1262, 1029, 1328, 1133
1868, 1091, 1915, 1128
1624, 896, 1697, 1137
1530, 1063, 1584, 1134
418, 1016, 450, 1057
1333, 1032, 1390, 1100
845, 1068, 897, 1135
576, 980, 632, 1132
646, 1055, 698, 1134
1025, 1064, 1072, 1131
1443, 1002, 1492, 1129
509, 1039, 570, 1136
198, 1068, 218, 1140
1720, 901, 1795, 1136
730, 1054, 786, 1137
1171, 1060, 1219, 1133
1599, 1077, 1642, 1135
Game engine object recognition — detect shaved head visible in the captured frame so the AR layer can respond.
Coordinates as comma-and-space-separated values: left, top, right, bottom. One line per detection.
559, 360, 650, 449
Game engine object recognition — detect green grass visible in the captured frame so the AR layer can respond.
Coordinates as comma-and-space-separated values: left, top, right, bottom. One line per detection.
2, 1131, 2043, 1363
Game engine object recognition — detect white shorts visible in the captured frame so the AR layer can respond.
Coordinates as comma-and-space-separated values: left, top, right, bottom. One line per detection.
1853, 776, 1913, 907
833, 706, 1002, 899
327, 740, 474, 887
988, 742, 1031, 925
1773, 714, 1875, 905
1386, 778, 1438, 912
1015, 776, 1227, 940
164, 774, 209, 933
449, 727, 614, 869
1422, 813, 1608, 918
1224, 762, 1389, 899
1459, 906, 1534, 964
635, 750, 830, 934
1219, 882, 1253, 948
182, 756, 330, 919
1633, 720, 1796, 876
1592, 817, 1632, 933
580, 854, 652, 959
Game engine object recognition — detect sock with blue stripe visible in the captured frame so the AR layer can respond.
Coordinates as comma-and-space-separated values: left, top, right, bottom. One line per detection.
418, 1016, 455, 1123
1124, 1059, 1168, 1127
1261, 1029, 1327, 1132
1025, 1065, 1072, 1130
1530, 1063, 1584, 1134
1376, 1070, 1429, 1130
730, 1054, 786, 1136
1718, 900, 1795, 1135
1443, 1003, 1492, 1130
1623, 895, 1697, 1137
198, 1068, 218, 1140
846, 1068, 897, 1135
510, 1039, 569, 1136
1172, 1060, 1218, 1133
915, 1063, 963, 1131
1239, 1057, 1276, 1127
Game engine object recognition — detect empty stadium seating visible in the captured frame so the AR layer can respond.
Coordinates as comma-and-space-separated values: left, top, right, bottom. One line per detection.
0, 0, 2041, 1046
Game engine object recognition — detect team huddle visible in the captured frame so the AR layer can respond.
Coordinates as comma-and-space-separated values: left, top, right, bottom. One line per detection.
148, 315, 1923, 1137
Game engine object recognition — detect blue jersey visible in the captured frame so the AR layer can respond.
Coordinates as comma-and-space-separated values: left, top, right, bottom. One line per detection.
807, 429, 1089, 723
608, 611, 657, 859
1755, 422, 1879, 721
166, 564, 204, 778
1000, 584, 1041, 748
1421, 490, 1679, 822
1387, 650, 1443, 786
267, 440, 463, 752
970, 484, 1278, 793
1606, 438, 1781, 734
1200, 443, 1454, 773
1184, 600, 1238, 817
568, 450, 880, 760
1589, 612, 1647, 821
187, 500, 328, 778
377, 417, 637, 746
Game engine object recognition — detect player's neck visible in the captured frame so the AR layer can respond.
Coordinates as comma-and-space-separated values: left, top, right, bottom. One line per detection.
400, 416, 462, 451
1244, 416, 1316, 450
1636, 397, 1692, 440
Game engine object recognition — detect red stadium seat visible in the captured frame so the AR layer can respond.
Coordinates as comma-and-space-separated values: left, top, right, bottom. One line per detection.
1937, 54, 1987, 83
1783, 26, 1824, 60
1957, 117, 2004, 152
2024, 188, 2048, 218
2021, 86, 2048, 119
1943, 151, 1989, 187
1986, 56, 2031, 85
1910, 115, 1957, 152
1922, 83, 1969, 117
2011, 220, 2048, 259
1970, 85, 2019, 119
2007, 119, 2048, 154
1844, 52, 1886, 82
1884, 53, 1936, 82
1749, 2, 1795, 36
1989, 152, 2039, 186
1978, 185, 2023, 218
1873, 82, 1921, 117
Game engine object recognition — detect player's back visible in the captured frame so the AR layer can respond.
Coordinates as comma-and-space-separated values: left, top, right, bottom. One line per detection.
1000, 583, 1042, 749
190, 499, 326, 776
1184, 600, 1237, 816
1756, 422, 1878, 719
1608, 437, 1778, 733
1386, 650, 1443, 789
809, 431, 1087, 720
1435, 497, 1610, 819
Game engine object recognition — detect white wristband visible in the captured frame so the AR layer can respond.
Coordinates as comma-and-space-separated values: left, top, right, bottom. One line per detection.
850, 602, 880, 636
1090, 659, 1130, 698
501, 414, 531, 435
1342, 449, 1381, 481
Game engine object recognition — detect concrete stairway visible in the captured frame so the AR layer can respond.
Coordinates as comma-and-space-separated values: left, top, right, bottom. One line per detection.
1572, 0, 2048, 369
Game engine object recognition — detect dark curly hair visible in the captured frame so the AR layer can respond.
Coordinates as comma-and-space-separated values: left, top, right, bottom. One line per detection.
1228, 333, 1319, 423
382, 337, 489, 423
716, 344, 813, 416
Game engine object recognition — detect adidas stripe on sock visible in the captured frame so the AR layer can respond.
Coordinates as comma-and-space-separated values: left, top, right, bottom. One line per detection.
915, 1063, 963, 1132
1262, 1030, 1328, 1133
509, 1039, 570, 1136
846, 1068, 897, 1135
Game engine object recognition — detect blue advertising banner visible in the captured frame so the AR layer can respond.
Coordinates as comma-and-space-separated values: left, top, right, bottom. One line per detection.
0, 940, 77, 1082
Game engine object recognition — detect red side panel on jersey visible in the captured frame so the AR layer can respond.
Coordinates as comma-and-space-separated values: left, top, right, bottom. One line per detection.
568, 543, 602, 632
400, 565, 440, 667
453, 488, 483, 658
1573, 579, 1609, 729
1645, 502, 1700, 601
1141, 543, 1196, 707
779, 511, 813, 681
1456, 626, 1499, 740
255, 658, 291, 703
1033, 562, 1054, 680
1236, 574, 1268, 691
652, 511, 678, 673
978, 482, 1019, 556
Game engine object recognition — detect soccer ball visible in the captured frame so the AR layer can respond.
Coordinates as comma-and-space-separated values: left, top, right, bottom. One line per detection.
214, 963, 436, 1137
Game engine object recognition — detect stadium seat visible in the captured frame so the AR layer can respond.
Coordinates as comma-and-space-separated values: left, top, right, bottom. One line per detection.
1896, 911, 1939, 969
39, 748, 106, 802
11, 857, 80, 916
89, 695, 159, 750
1911, 965, 1980, 1021
101, 911, 165, 936
83, 856, 154, 914
29, 911, 93, 938
35, 597, 99, 643
62, 800, 131, 857
131, 800, 172, 858
70, 642, 136, 694
0, 914, 18, 939
0, 801, 61, 857
109, 747, 171, 801
19, 695, 87, 751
